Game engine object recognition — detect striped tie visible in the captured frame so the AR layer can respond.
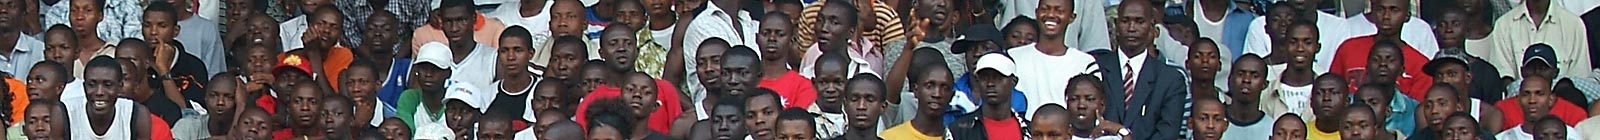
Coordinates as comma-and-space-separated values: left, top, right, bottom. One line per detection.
1124, 63, 1135, 107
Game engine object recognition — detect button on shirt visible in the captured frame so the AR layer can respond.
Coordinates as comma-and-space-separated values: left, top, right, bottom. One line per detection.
2, 34, 44, 79
1487, 1, 1593, 79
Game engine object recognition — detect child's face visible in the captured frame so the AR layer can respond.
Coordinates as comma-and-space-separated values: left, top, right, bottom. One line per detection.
1286, 25, 1320, 69
711, 105, 748, 140
23, 105, 65, 140
1065, 82, 1103, 130
379, 120, 412, 140
1006, 24, 1037, 47
1028, 112, 1070, 140
26, 67, 66, 100
773, 119, 815, 140
141, 10, 178, 47
1270, 118, 1307, 140
288, 85, 324, 131
342, 67, 380, 125
844, 81, 884, 129
812, 62, 848, 110
1034, 0, 1074, 37
321, 99, 354, 137
744, 94, 780, 139
498, 37, 534, 79
549, 1, 587, 37
1340, 108, 1378, 140
622, 75, 660, 118
912, 68, 954, 117
43, 31, 77, 64
1188, 101, 1227, 140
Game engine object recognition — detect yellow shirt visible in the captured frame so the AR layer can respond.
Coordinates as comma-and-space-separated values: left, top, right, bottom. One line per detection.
1308, 121, 1341, 140
880, 123, 941, 140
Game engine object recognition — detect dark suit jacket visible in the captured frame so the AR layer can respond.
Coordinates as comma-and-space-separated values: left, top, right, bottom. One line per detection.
1089, 50, 1187, 140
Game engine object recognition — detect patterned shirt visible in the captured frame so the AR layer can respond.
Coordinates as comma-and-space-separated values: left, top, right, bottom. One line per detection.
99, 0, 144, 41
335, 0, 375, 47
42, 1, 69, 28
387, 0, 434, 40
794, 0, 904, 52
636, 29, 667, 78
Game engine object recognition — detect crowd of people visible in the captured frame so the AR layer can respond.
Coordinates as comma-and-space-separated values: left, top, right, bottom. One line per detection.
0, 0, 1596, 139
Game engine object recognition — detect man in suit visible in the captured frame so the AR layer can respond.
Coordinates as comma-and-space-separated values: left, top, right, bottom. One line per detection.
1090, 1, 1189, 139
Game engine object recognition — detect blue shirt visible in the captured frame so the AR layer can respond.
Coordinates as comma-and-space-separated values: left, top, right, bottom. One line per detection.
1387, 91, 1419, 136
1220, 3, 1258, 59
378, 58, 413, 107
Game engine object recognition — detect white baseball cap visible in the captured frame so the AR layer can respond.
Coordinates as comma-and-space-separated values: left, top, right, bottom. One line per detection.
973, 52, 1014, 76
413, 42, 456, 69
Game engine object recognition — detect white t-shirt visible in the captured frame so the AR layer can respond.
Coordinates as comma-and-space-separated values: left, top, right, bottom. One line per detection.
1496, 125, 1583, 140
1007, 44, 1099, 119
1221, 115, 1276, 140
451, 44, 500, 100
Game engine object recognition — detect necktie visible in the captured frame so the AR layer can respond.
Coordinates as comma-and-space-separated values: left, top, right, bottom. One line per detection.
1124, 63, 1135, 107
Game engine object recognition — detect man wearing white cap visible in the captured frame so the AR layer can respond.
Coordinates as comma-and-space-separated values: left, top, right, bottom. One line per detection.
439, 82, 484, 140
947, 52, 1028, 139
397, 42, 456, 135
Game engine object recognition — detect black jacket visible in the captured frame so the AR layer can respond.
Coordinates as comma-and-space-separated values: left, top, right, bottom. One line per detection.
1090, 49, 1187, 140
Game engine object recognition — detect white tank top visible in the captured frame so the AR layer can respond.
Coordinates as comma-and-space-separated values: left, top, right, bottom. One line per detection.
70, 99, 136, 140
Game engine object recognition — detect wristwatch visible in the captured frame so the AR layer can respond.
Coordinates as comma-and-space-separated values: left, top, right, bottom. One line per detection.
156, 73, 173, 80
1118, 128, 1131, 136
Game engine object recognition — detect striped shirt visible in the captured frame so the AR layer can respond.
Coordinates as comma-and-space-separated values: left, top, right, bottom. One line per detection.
794, 0, 904, 52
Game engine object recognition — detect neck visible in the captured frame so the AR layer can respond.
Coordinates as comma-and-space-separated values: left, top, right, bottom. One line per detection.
423, 100, 443, 114
762, 60, 787, 79
1226, 101, 1263, 123
1119, 46, 1146, 57
981, 104, 1013, 119
608, 69, 631, 85
1037, 36, 1069, 56
844, 128, 878, 140
521, 0, 547, 17
1190, 80, 1216, 93
1281, 67, 1315, 86
630, 124, 653, 139
1315, 117, 1340, 132
911, 114, 945, 137
0, 31, 15, 56
1202, 0, 1228, 10
1521, 120, 1539, 133
650, 13, 677, 30
503, 72, 534, 91
451, 42, 476, 63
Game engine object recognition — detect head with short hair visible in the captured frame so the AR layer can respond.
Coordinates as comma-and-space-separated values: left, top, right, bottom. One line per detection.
698, 38, 733, 94
26, 61, 71, 100
1533, 116, 1567, 140
600, 25, 640, 71
1113, 0, 1159, 51
434, 0, 479, 46
1340, 103, 1380, 140
722, 46, 763, 97
543, 119, 584, 140
1271, 113, 1307, 140
578, 60, 611, 94
1230, 54, 1268, 104
587, 110, 637, 140
1311, 73, 1350, 122
1004, 16, 1040, 47
1366, 38, 1405, 84
815, 0, 859, 48
43, 25, 79, 64
1030, 103, 1071, 139
321, 94, 356, 139
22, 99, 68, 139
743, 88, 782, 139
1442, 112, 1482, 140
1421, 83, 1463, 129
206, 72, 244, 134
551, 0, 588, 37
712, 97, 750, 139
1354, 83, 1396, 120
1188, 38, 1221, 81
774, 108, 817, 140
845, 73, 887, 129
758, 12, 796, 63
1520, 74, 1555, 123
813, 52, 850, 110
83, 56, 124, 116
378, 117, 412, 140
235, 107, 277, 139
1189, 96, 1228, 140
548, 36, 589, 81
143, 1, 182, 47
1035, 0, 1077, 38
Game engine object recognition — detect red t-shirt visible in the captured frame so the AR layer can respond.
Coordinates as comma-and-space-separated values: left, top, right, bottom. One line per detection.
982, 117, 1024, 140
256, 94, 277, 114
573, 79, 682, 134
1494, 97, 1588, 130
150, 114, 172, 140
758, 70, 819, 109
1328, 35, 1435, 100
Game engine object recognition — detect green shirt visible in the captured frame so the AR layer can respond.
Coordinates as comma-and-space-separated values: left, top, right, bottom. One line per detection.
396, 89, 446, 129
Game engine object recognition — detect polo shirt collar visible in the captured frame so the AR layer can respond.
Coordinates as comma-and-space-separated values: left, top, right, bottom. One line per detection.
1513, 1, 1567, 28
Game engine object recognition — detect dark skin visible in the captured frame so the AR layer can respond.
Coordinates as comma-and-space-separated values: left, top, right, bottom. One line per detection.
621, 74, 660, 139
67, 0, 105, 55
23, 102, 67, 139
814, 3, 858, 52
588, 123, 624, 140
643, 0, 674, 30
409, 64, 451, 115
1354, 88, 1394, 133
25, 65, 67, 100
1191, 0, 1230, 22
550, 0, 587, 38
341, 66, 380, 130
221, 0, 254, 46
1227, 57, 1267, 126
0, 0, 22, 62
1365, 43, 1404, 85
744, 94, 779, 140
1418, 86, 1461, 130
378, 119, 413, 140
1365, 0, 1409, 40
601, 28, 641, 85
205, 76, 242, 136
321, 97, 354, 139
476, 116, 514, 140
287, 83, 325, 136
1262, 6, 1297, 63
1341, 106, 1380, 140
773, 119, 815, 140
141, 9, 198, 109
1030, 107, 1072, 140
811, 58, 849, 113
973, 68, 1018, 119
757, 15, 795, 79
435, 5, 480, 59
1187, 41, 1222, 92
1429, 62, 1505, 131
83, 66, 153, 138
43, 29, 78, 65
517, 0, 549, 18
720, 53, 760, 97
1281, 24, 1321, 86
233, 109, 275, 140
530, 82, 565, 112
1114, 2, 1159, 57
911, 66, 954, 137
240, 41, 278, 96
579, 64, 609, 94
498, 34, 536, 92
615, 1, 647, 32
360, 12, 401, 64
1270, 116, 1307, 140
1518, 76, 1554, 134
1006, 23, 1038, 47
664, 0, 706, 84
1033, 0, 1076, 55
1526, 0, 1552, 28
444, 101, 480, 139
694, 43, 728, 105
1064, 79, 1127, 138
1188, 99, 1227, 140
1442, 116, 1480, 140
1455, 0, 1492, 40
1311, 76, 1349, 132
546, 41, 589, 82
710, 104, 747, 140
1431, 10, 1469, 49
1533, 119, 1565, 140
842, 78, 887, 140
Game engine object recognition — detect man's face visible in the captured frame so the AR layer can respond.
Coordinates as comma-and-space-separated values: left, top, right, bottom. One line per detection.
1286, 26, 1320, 69
774, 119, 815, 140
815, 6, 853, 47
44, 31, 77, 64
1340, 109, 1378, 140
247, 17, 281, 45
1370, 0, 1409, 36
0, 0, 20, 30
916, 0, 950, 29
205, 81, 239, 122
964, 42, 1000, 70
913, 69, 954, 117
224, 0, 252, 23
1420, 89, 1459, 129
379, 121, 413, 140
1035, 0, 1074, 37
1188, 101, 1227, 140
363, 14, 401, 50
1534, 123, 1566, 140
436, 7, 476, 45
341, 68, 379, 126
721, 56, 759, 96
307, 12, 344, 48
812, 62, 847, 110
444, 102, 480, 138
1229, 59, 1267, 103
1311, 79, 1348, 120
142, 11, 179, 47
711, 105, 748, 140
1007, 24, 1038, 47
1265, 9, 1296, 40
410, 66, 449, 93
1520, 77, 1554, 120
1028, 114, 1070, 140
83, 67, 121, 116
550, 2, 586, 37
1365, 46, 1403, 83
601, 31, 639, 70
973, 69, 1015, 106
615, 3, 646, 30
235, 112, 275, 139
1187, 43, 1221, 80
1433, 63, 1471, 95
578, 66, 607, 93
1442, 117, 1480, 140
242, 48, 276, 92
744, 95, 779, 139
23, 106, 65, 140
477, 120, 513, 140
622, 76, 660, 119
548, 46, 586, 80
531, 83, 564, 112
498, 37, 533, 78
845, 81, 884, 129
321, 100, 353, 138
118, 60, 149, 100
26, 69, 65, 100
1065, 83, 1103, 130
1113, 5, 1156, 49
289, 85, 323, 130
1270, 120, 1307, 140
695, 45, 727, 92
1355, 89, 1392, 120
757, 20, 794, 62
68, 0, 102, 38
1432, 12, 1466, 48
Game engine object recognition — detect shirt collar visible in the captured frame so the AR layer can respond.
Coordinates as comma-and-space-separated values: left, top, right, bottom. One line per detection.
1513, 2, 1566, 26
1119, 50, 1148, 72
12, 33, 31, 53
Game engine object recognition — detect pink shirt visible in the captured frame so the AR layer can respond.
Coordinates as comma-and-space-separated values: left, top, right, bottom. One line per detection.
800, 37, 883, 76
409, 13, 507, 53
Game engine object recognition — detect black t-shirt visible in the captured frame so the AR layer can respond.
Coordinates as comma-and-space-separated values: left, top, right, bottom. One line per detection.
158, 43, 211, 107
137, 95, 184, 128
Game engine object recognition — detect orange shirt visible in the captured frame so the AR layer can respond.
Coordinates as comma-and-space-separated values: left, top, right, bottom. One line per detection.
323, 46, 354, 90
5, 78, 25, 124
409, 13, 506, 54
